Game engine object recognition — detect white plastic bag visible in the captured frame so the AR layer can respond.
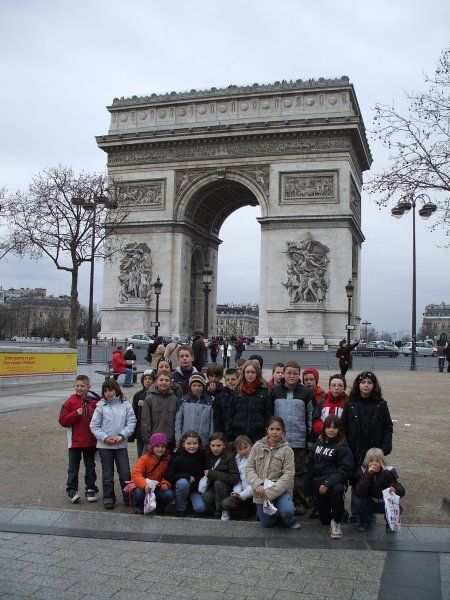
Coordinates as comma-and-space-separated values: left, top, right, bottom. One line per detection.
383, 487, 401, 532
198, 475, 209, 494
263, 499, 278, 515
143, 491, 157, 514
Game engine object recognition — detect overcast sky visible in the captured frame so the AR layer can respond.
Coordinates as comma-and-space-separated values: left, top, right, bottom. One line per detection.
1, 0, 449, 336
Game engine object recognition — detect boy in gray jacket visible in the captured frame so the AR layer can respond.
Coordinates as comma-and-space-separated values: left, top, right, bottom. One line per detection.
272, 361, 313, 515
175, 375, 214, 447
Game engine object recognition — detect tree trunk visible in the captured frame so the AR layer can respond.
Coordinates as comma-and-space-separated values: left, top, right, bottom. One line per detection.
69, 266, 79, 349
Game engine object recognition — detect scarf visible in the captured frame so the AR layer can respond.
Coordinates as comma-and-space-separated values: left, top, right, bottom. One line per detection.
242, 381, 259, 395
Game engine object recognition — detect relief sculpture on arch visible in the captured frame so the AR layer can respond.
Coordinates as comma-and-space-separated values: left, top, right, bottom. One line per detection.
283, 233, 329, 304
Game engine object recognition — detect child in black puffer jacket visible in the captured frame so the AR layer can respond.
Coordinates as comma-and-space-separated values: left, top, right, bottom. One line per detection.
353, 447, 405, 532
305, 415, 353, 539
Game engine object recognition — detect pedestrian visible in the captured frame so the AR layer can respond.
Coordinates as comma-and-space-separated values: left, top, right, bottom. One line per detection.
305, 415, 353, 539
335, 339, 359, 379
220, 337, 232, 370
124, 343, 138, 383
234, 337, 245, 361
191, 331, 207, 372
268, 337, 273, 349
444, 343, 450, 373
111, 346, 134, 387
164, 334, 181, 369
437, 342, 445, 372
208, 337, 220, 363
245, 416, 301, 529
90, 379, 137, 510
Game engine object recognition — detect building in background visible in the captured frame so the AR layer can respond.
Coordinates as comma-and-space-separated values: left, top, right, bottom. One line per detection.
215, 304, 259, 338
422, 302, 450, 341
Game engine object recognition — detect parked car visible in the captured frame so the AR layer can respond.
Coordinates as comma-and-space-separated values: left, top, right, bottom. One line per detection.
402, 342, 437, 357
354, 342, 399, 358
126, 334, 155, 348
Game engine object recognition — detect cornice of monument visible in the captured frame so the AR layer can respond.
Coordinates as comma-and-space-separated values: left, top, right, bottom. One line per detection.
109, 77, 352, 108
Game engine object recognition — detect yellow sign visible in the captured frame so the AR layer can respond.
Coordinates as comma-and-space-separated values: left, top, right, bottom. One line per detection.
0, 353, 77, 377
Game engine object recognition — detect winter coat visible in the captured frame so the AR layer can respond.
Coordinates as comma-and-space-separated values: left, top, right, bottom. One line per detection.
112, 350, 129, 374
341, 395, 393, 468
232, 454, 253, 500
304, 438, 353, 496
353, 466, 405, 499
311, 391, 346, 438
336, 341, 359, 369
213, 387, 235, 437
205, 453, 239, 489
166, 449, 206, 490
59, 391, 100, 448
140, 386, 182, 445
164, 341, 180, 369
131, 452, 171, 490
175, 391, 214, 447
226, 384, 273, 443
272, 382, 313, 448
128, 387, 147, 443
245, 437, 295, 504
172, 366, 203, 395
192, 336, 206, 371
90, 397, 136, 449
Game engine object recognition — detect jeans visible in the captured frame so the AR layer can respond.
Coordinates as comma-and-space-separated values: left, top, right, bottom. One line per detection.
66, 447, 97, 493
123, 368, 133, 386
98, 448, 131, 504
353, 494, 388, 525
256, 492, 297, 528
174, 478, 206, 513
438, 357, 445, 372
314, 482, 345, 524
133, 486, 174, 513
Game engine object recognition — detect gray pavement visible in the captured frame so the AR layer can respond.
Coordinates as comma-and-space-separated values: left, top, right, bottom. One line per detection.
0, 366, 449, 599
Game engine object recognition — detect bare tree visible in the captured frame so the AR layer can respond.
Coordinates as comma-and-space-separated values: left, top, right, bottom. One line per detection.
366, 47, 450, 234
2, 166, 130, 347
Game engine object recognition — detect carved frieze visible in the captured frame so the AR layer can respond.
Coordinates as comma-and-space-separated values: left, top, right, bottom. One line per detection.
282, 234, 330, 303
281, 172, 337, 204
108, 135, 353, 166
118, 242, 153, 304
116, 181, 165, 209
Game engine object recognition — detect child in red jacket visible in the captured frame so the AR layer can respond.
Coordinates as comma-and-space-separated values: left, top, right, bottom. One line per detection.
58, 375, 100, 503
131, 433, 174, 514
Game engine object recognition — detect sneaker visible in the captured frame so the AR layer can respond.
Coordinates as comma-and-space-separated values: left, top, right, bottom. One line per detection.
68, 490, 80, 504
221, 511, 231, 521
358, 522, 370, 532
104, 500, 115, 510
330, 519, 342, 539
85, 489, 97, 502
289, 521, 302, 529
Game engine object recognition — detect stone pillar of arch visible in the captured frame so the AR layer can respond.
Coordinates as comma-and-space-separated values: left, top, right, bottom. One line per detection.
97, 78, 371, 344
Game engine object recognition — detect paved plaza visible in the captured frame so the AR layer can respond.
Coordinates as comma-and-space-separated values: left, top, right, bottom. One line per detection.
0, 364, 449, 599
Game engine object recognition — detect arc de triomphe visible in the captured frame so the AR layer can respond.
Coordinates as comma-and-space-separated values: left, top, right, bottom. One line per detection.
96, 77, 371, 344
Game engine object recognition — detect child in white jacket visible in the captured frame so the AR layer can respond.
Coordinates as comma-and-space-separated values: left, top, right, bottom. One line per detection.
221, 435, 254, 518
90, 379, 136, 510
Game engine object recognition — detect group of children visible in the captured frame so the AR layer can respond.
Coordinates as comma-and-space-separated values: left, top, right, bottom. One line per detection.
59, 345, 404, 538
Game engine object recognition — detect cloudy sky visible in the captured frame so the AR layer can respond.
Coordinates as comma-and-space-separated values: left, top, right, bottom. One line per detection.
1, 0, 449, 336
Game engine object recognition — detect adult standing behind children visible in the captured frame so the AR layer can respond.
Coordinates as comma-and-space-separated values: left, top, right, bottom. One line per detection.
335, 339, 360, 378
191, 331, 206, 372
59, 375, 100, 503
164, 334, 181, 369
90, 379, 137, 510
226, 359, 273, 443
148, 336, 165, 370
272, 361, 313, 515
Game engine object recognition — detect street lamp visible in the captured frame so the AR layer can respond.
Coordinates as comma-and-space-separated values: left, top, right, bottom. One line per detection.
345, 279, 354, 344
72, 192, 117, 363
202, 269, 213, 338
391, 193, 437, 371
153, 276, 163, 338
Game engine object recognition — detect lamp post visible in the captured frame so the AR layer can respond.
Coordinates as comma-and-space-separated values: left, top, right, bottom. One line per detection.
71, 193, 117, 363
391, 194, 437, 371
202, 269, 213, 338
345, 279, 354, 344
362, 320, 371, 341
153, 276, 163, 338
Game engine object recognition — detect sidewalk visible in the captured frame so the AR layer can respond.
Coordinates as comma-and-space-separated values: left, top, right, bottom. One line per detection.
0, 367, 448, 599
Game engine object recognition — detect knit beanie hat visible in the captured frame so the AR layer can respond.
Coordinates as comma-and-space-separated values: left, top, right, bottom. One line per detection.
149, 432, 168, 448
302, 368, 319, 384
189, 374, 206, 388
